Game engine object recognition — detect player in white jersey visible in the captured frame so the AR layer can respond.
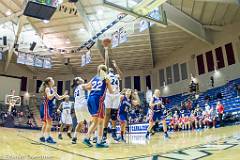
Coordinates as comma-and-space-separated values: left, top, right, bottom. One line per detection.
57, 95, 73, 139
103, 68, 121, 141
71, 77, 90, 144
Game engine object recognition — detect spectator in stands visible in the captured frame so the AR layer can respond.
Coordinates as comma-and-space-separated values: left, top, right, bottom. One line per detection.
194, 106, 203, 129
145, 86, 152, 106
235, 84, 240, 97
216, 101, 224, 127
216, 92, 223, 99
210, 76, 214, 88
186, 99, 192, 111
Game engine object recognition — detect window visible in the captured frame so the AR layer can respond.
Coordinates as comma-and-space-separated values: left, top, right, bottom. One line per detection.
166, 66, 172, 84
197, 54, 205, 75
173, 64, 180, 83
225, 43, 235, 65
119, 79, 123, 91
125, 76, 131, 88
180, 63, 188, 80
134, 76, 141, 91
36, 80, 42, 93
57, 81, 63, 95
205, 51, 214, 72
146, 75, 151, 89
215, 47, 225, 69
21, 77, 27, 91
159, 69, 165, 87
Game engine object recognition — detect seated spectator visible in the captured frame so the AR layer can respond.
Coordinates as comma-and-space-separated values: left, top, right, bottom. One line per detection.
186, 99, 192, 111
235, 84, 240, 97
216, 101, 224, 127
194, 106, 203, 129
189, 81, 197, 93
216, 92, 223, 99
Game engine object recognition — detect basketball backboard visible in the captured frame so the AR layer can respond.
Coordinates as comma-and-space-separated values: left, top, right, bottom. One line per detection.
103, 0, 168, 27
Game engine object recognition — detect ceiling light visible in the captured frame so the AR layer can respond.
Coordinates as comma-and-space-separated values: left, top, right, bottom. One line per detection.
5, 10, 12, 16
97, 9, 103, 16
65, 39, 71, 44
80, 28, 86, 32
58, 0, 64, 4
43, 20, 49, 24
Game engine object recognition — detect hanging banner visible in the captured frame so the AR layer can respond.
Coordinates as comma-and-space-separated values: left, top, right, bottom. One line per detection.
139, 19, 149, 32
148, 8, 161, 26
0, 52, 2, 60
34, 55, 43, 67
85, 50, 91, 65
43, 57, 52, 69
25, 54, 34, 66
111, 31, 119, 48
17, 52, 27, 64
119, 27, 128, 44
81, 54, 86, 67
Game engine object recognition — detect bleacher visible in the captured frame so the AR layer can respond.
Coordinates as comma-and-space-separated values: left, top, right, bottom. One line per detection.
164, 77, 240, 115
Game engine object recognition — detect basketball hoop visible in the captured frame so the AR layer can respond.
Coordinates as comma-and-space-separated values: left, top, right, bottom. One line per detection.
102, 38, 111, 48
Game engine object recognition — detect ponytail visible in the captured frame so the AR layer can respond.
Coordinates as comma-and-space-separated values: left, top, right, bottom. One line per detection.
39, 82, 46, 94
71, 77, 84, 90
39, 77, 52, 95
71, 79, 77, 89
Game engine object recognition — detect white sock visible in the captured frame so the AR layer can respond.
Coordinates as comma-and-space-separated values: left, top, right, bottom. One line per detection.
94, 131, 98, 137
97, 136, 101, 144
73, 131, 77, 138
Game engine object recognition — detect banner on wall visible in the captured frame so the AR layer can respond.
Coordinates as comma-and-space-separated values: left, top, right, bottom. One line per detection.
116, 123, 149, 134
148, 8, 161, 26
85, 50, 91, 65
111, 30, 119, 48
43, 57, 52, 69
25, 54, 34, 66
119, 27, 128, 44
17, 52, 26, 64
34, 55, 43, 67
139, 19, 149, 32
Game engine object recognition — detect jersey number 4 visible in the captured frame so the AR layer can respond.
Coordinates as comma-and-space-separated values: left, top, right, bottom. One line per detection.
74, 90, 79, 98
111, 79, 118, 85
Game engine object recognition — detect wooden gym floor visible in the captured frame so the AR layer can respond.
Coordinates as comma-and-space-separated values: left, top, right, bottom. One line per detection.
0, 125, 240, 160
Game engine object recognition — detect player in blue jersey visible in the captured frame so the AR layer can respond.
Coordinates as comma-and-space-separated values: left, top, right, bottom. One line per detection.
145, 89, 169, 139
118, 89, 140, 142
39, 77, 67, 144
82, 64, 114, 148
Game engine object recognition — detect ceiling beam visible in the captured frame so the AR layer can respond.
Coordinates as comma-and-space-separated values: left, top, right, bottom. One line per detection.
75, 1, 105, 62
133, 0, 168, 15
26, 18, 78, 76
147, 28, 154, 68
4, 15, 25, 72
0, 11, 23, 24
195, 0, 240, 4
162, 3, 213, 44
